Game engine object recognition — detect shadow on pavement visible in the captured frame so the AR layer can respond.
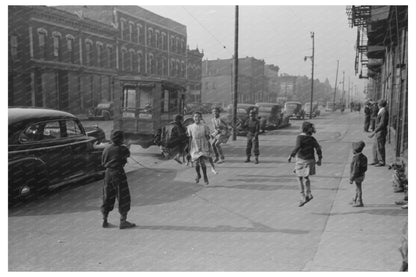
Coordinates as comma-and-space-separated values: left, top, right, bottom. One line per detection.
313, 208, 407, 217
9, 168, 201, 216
132, 220, 310, 234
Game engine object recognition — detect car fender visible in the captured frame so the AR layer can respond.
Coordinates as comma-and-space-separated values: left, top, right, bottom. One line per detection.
9, 157, 49, 196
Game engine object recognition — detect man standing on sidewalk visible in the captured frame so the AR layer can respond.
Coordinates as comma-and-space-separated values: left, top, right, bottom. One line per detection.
369, 99, 389, 167
242, 109, 260, 164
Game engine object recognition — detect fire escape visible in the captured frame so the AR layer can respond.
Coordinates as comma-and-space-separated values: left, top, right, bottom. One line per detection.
346, 6, 370, 79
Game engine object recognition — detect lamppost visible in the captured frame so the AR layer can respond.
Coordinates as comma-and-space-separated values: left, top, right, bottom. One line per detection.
304, 32, 315, 119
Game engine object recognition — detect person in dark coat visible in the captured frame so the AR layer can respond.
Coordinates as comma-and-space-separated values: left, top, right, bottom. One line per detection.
349, 141, 368, 207
101, 130, 136, 229
363, 102, 371, 132
369, 99, 389, 167
370, 102, 379, 131
242, 109, 260, 164
288, 121, 322, 207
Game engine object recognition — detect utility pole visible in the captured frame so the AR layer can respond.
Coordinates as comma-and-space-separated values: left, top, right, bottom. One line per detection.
341, 71, 345, 106
332, 60, 339, 111
304, 32, 314, 119
309, 32, 315, 119
232, 5, 239, 141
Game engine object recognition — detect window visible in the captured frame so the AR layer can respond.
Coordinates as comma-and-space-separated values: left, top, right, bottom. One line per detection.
10, 35, 18, 60
162, 58, 167, 76
181, 61, 185, 77
38, 30, 47, 59
155, 30, 159, 48
170, 36, 175, 52
106, 45, 113, 68
66, 120, 82, 137
121, 49, 127, 71
66, 36, 75, 63
148, 28, 153, 47
129, 50, 134, 72
120, 20, 126, 40
97, 43, 103, 67
43, 121, 62, 139
85, 41, 93, 66
52, 33, 61, 59
161, 32, 166, 50
137, 52, 142, 73
123, 87, 136, 110
148, 54, 154, 74
175, 37, 179, 53
129, 22, 134, 41
137, 24, 142, 44
181, 39, 185, 54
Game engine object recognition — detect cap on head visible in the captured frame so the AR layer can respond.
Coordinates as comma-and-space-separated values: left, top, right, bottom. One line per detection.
174, 114, 183, 122
352, 141, 365, 153
378, 99, 387, 107
111, 130, 124, 144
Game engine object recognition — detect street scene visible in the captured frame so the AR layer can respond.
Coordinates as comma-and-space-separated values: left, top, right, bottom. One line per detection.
8, 5, 408, 273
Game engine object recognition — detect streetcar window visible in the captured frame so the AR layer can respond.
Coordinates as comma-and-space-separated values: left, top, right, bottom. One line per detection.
161, 89, 169, 113
138, 87, 152, 114
123, 87, 136, 110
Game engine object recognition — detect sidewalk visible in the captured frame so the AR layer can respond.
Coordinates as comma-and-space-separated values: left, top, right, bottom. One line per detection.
303, 118, 408, 271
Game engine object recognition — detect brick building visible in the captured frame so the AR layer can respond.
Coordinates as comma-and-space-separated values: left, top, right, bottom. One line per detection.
201, 57, 267, 107
9, 5, 203, 114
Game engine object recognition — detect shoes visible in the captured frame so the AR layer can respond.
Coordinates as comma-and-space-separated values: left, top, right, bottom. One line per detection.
244, 158, 251, 163
401, 204, 408, 209
195, 177, 200, 184
119, 220, 136, 229
217, 159, 224, 164
213, 157, 219, 163
173, 157, 183, 164
204, 178, 209, 185
370, 162, 378, 165
211, 168, 218, 174
305, 194, 313, 202
254, 159, 259, 164
374, 163, 385, 167
395, 200, 408, 205
352, 201, 364, 207
102, 220, 109, 228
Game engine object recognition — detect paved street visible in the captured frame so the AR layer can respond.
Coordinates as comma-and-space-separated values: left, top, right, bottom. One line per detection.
8, 110, 407, 271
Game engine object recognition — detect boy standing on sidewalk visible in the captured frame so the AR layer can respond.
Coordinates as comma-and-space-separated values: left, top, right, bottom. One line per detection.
349, 141, 368, 207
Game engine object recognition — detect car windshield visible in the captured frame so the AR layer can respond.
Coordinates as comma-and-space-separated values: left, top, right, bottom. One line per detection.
259, 107, 272, 112
97, 103, 111, 109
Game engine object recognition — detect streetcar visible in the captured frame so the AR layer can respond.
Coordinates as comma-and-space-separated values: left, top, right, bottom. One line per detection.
113, 77, 187, 148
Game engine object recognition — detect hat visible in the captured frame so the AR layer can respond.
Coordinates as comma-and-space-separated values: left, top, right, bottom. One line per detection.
378, 99, 387, 107
352, 141, 365, 153
111, 130, 124, 144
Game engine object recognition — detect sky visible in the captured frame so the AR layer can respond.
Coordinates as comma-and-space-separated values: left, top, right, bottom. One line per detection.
143, 4, 366, 96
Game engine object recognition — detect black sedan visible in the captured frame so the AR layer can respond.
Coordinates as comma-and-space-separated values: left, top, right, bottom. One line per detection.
8, 107, 105, 203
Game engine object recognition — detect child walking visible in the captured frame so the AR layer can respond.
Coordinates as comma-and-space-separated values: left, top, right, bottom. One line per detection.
349, 141, 368, 207
288, 121, 322, 207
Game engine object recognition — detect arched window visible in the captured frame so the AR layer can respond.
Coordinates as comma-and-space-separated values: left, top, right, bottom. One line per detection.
10, 34, 18, 61
137, 51, 143, 73
148, 53, 154, 74
161, 32, 166, 50
129, 22, 134, 41
66, 35, 75, 63
129, 49, 135, 72
137, 24, 143, 44
106, 45, 113, 68
96, 42, 104, 67
37, 28, 47, 59
85, 39, 93, 66
148, 28, 153, 47
155, 30, 160, 49
121, 48, 127, 71
120, 19, 127, 40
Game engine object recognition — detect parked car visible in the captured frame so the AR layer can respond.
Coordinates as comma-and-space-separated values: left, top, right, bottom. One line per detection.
256, 102, 290, 132
325, 101, 336, 112
284, 101, 305, 119
88, 101, 114, 120
304, 102, 320, 118
8, 107, 105, 203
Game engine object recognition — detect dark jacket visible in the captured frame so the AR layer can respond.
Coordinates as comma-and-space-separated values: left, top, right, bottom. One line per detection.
290, 134, 322, 160
374, 108, 389, 133
102, 143, 130, 169
243, 118, 260, 136
350, 152, 368, 182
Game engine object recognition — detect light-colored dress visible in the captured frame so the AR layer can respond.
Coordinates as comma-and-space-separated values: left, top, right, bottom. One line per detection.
187, 123, 212, 161
211, 117, 231, 144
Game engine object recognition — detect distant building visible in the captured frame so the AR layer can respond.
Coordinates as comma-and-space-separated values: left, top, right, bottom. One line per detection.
9, 5, 202, 114
186, 48, 204, 103
264, 64, 280, 103
201, 57, 267, 107
278, 75, 297, 100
